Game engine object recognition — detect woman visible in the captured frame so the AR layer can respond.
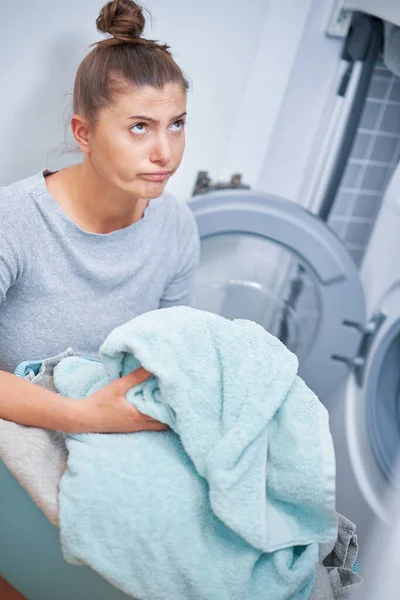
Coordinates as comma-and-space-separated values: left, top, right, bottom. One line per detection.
0, 0, 199, 596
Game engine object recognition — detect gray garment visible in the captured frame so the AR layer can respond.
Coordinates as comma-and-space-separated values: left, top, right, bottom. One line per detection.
0, 169, 200, 373
0, 349, 73, 526
311, 514, 363, 600
24, 369, 36, 382
26, 347, 75, 392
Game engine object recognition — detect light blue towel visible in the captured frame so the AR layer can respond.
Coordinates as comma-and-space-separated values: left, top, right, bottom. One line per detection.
54, 306, 338, 600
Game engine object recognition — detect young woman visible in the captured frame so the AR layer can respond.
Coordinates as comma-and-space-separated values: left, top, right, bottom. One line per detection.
0, 0, 200, 595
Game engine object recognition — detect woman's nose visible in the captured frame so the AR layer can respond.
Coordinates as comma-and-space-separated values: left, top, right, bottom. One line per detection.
150, 133, 172, 165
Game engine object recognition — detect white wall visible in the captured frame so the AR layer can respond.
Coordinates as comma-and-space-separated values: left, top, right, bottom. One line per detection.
0, 0, 340, 203
257, 0, 344, 205
219, 0, 314, 188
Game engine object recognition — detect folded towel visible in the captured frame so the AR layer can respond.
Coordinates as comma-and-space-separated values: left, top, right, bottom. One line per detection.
54, 306, 338, 600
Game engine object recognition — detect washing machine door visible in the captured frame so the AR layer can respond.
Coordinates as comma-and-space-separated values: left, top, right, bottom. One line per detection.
358, 285, 400, 473
344, 283, 400, 523
189, 190, 366, 400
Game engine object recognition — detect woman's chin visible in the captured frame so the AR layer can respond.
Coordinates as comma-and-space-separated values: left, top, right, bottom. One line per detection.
140, 180, 168, 195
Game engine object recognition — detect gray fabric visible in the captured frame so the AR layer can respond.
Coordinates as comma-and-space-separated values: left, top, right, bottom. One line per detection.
311, 514, 363, 600
27, 348, 74, 392
321, 513, 359, 569
0, 349, 73, 526
24, 370, 36, 382
0, 169, 200, 374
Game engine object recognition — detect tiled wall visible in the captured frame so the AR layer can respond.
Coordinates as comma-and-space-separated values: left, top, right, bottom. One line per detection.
328, 62, 400, 266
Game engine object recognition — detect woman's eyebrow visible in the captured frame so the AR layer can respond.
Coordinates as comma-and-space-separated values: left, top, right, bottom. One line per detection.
127, 112, 187, 124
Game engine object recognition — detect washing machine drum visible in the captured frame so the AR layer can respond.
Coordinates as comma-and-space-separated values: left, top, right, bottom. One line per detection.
193, 232, 320, 362
367, 308, 400, 481
189, 190, 366, 401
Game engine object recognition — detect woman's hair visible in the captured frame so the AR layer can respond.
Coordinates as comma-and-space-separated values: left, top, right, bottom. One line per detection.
73, 0, 190, 124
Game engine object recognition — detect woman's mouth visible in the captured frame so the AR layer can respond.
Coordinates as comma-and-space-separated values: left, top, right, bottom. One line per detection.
140, 172, 172, 182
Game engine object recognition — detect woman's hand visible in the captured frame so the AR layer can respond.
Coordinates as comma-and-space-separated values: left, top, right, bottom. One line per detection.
70, 367, 168, 434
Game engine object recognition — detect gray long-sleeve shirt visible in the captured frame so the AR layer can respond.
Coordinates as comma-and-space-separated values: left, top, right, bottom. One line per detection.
0, 169, 200, 373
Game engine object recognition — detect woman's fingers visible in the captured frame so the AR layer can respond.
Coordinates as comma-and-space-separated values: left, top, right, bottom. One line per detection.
144, 421, 169, 431
116, 368, 168, 430
118, 367, 153, 393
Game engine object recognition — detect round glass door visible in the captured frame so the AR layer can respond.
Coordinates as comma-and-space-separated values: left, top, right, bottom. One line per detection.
193, 232, 321, 363
189, 190, 366, 400
345, 287, 400, 523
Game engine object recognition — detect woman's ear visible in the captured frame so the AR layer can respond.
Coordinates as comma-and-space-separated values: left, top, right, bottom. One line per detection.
71, 115, 91, 155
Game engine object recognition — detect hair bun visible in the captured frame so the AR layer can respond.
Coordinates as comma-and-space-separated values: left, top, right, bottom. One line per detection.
96, 0, 146, 43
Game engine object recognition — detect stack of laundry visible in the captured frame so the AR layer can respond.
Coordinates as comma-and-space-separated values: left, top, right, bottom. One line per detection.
0, 306, 362, 599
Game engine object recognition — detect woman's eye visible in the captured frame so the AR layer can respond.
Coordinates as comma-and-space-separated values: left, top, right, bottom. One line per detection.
130, 123, 147, 134
130, 120, 187, 134
170, 119, 187, 131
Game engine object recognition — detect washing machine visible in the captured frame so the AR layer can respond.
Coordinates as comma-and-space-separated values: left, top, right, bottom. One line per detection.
188, 183, 399, 564
328, 160, 400, 564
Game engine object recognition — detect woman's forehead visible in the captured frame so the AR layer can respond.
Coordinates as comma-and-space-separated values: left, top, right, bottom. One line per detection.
105, 83, 186, 119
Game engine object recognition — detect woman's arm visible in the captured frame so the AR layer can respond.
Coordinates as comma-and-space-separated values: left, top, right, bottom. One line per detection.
0, 368, 167, 434
0, 369, 83, 432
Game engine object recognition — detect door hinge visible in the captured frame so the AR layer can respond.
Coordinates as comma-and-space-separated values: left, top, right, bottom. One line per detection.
332, 312, 386, 385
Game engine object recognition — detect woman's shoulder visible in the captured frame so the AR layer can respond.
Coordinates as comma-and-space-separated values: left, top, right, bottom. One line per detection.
0, 172, 45, 270
159, 193, 200, 267
158, 191, 199, 234
0, 170, 44, 222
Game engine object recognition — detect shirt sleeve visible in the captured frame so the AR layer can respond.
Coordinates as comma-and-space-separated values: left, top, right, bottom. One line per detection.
0, 193, 24, 304
159, 202, 200, 309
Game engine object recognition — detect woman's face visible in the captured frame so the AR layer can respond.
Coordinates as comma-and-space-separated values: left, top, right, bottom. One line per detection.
82, 82, 187, 198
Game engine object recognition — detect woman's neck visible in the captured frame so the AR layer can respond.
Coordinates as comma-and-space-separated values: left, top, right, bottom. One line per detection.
45, 162, 149, 234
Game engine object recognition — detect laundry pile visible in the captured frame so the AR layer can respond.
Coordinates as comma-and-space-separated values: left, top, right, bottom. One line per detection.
0, 306, 362, 599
